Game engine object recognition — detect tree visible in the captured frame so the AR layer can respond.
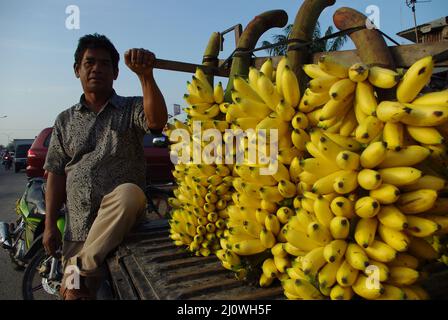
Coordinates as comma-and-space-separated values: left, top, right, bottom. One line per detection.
261, 21, 348, 56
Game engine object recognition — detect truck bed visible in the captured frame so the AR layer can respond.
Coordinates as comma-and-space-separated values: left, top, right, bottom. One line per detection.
107, 219, 448, 300
106, 219, 284, 300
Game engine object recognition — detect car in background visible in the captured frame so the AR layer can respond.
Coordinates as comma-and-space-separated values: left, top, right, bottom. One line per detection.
14, 143, 32, 173
26, 128, 53, 178
26, 128, 174, 184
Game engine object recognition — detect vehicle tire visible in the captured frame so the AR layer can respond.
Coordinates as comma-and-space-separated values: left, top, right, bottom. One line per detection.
22, 248, 60, 300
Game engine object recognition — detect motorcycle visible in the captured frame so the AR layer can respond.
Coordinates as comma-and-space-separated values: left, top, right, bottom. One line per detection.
2, 155, 12, 170
0, 177, 66, 300
0, 178, 172, 300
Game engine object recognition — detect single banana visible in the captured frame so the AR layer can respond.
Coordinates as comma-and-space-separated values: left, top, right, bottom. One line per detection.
274, 255, 291, 274
232, 239, 266, 255
412, 89, 448, 107
383, 122, 404, 151
389, 253, 419, 269
299, 89, 331, 112
284, 227, 320, 251
213, 81, 224, 104
282, 65, 301, 108
333, 170, 359, 195
312, 170, 345, 194
348, 62, 369, 82
320, 94, 354, 120
355, 217, 378, 248
291, 128, 311, 151
370, 184, 401, 205
289, 157, 302, 183
276, 56, 290, 94
407, 125, 444, 145
406, 215, 440, 237
307, 222, 333, 246
365, 260, 389, 282
318, 55, 349, 78
355, 81, 378, 116
355, 196, 381, 218
360, 141, 388, 169
278, 179, 298, 198
407, 236, 439, 260
330, 284, 354, 300
355, 116, 384, 144
293, 278, 324, 300
376, 284, 407, 300
256, 72, 281, 111
302, 247, 326, 276
364, 239, 397, 263
292, 112, 309, 130
336, 151, 360, 171
402, 175, 447, 192
368, 66, 401, 89
329, 79, 356, 101
378, 224, 410, 252
260, 228, 276, 249
303, 63, 332, 79
308, 76, 339, 93
352, 274, 384, 300
330, 216, 350, 240
397, 55, 434, 103
377, 205, 408, 230
357, 169, 382, 191
376, 101, 407, 123
378, 167, 422, 186
330, 196, 355, 218
260, 58, 274, 81
336, 259, 359, 287
265, 214, 281, 236
325, 132, 362, 152
345, 243, 370, 271
318, 258, 343, 289
388, 267, 419, 286
401, 103, 448, 127
314, 195, 335, 228
324, 239, 348, 263
396, 189, 438, 214
339, 109, 358, 137
262, 258, 279, 278
378, 146, 430, 168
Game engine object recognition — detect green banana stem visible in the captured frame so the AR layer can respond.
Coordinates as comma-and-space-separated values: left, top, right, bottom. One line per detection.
224, 10, 288, 102
201, 32, 221, 87
287, 0, 336, 91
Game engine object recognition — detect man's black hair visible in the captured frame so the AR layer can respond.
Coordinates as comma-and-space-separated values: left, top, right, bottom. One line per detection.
74, 33, 119, 74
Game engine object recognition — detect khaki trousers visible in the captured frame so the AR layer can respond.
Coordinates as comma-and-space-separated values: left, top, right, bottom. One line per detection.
62, 183, 147, 294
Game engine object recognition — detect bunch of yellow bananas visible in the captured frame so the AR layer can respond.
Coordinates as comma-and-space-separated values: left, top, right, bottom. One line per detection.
213, 58, 305, 277
275, 55, 448, 300
168, 68, 233, 257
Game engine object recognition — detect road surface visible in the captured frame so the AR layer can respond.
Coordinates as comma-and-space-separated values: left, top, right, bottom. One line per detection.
0, 166, 28, 299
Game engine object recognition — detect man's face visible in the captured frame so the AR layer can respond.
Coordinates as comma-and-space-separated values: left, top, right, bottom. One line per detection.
75, 48, 118, 93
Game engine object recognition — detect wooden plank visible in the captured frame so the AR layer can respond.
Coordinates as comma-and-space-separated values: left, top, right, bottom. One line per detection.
153, 58, 229, 77
153, 41, 448, 77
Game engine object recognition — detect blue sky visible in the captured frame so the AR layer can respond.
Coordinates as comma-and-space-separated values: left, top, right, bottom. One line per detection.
0, 0, 446, 146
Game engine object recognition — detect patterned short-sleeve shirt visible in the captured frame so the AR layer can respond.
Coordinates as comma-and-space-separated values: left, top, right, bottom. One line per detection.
44, 91, 153, 241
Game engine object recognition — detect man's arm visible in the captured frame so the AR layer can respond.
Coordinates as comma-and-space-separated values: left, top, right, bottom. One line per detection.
125, 49, 168, 132
43, 172, 66, 256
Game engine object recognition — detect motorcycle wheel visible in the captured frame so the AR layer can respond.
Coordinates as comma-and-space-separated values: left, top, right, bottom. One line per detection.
22, 248, 61, 300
